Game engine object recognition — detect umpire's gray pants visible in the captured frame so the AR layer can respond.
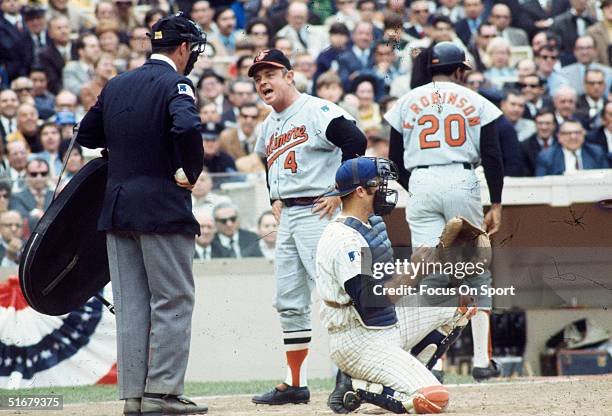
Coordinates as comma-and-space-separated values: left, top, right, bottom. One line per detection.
107, 231, 195, 399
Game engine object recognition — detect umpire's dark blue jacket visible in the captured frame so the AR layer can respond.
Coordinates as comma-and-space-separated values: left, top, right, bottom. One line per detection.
77, 59, 204, 235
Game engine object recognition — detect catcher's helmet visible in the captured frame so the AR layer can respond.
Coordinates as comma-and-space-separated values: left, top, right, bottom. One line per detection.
429, 42, 471, 70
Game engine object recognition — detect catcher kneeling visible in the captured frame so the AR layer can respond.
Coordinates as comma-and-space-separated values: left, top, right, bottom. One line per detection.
315, 157, 481, 414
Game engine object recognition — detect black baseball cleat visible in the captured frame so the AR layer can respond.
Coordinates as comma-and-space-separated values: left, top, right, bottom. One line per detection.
252, 383, 310, 405
472, 360, 502, 382
432, 369, 445, 384
328, 370, 360, 413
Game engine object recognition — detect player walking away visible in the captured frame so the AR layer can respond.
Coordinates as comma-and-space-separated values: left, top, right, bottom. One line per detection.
316, 156, 476, 414
249, 49, 367, 405
385, 42, 504, 382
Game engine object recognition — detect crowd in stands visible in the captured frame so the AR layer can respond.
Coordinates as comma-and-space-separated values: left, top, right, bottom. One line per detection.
1, 0, 612, 263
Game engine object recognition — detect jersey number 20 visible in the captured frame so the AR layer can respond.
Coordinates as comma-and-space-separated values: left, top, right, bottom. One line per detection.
284, 151, 298, 173
418, 114, 466, 149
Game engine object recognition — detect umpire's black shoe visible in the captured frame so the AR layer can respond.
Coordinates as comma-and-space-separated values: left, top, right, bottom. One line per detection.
328, 370, 360, 413
472, 360, 502, 382
252, 383, 310, 405
432, 369, 445, 384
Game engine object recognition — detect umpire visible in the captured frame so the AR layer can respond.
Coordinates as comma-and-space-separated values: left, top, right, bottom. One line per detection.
76, 13, 208, 416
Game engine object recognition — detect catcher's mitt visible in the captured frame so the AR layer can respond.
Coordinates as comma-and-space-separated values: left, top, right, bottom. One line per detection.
437, 216, 492, 272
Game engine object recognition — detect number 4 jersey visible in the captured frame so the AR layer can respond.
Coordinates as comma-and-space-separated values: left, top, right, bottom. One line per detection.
255, 93, 355, 200
384, 81, 502, 171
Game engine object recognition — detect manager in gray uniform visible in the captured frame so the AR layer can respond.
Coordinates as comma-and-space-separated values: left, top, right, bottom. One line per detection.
76, 13, 208, 416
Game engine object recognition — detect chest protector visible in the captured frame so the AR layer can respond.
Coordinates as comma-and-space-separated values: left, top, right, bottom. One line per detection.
343, 216, 397, 328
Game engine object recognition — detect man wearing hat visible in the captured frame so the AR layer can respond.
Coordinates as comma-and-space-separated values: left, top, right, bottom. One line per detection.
249, 48, 367, 405
76, 12, 208, 416
22, 5, 48, 69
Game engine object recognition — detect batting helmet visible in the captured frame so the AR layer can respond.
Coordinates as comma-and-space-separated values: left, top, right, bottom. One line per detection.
429, 42, 472, 71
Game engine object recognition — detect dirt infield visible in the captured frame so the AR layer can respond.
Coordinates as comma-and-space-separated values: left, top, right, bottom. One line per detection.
15, 375, 612, 416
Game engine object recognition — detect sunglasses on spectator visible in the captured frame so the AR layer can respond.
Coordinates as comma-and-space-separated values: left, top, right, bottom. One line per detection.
480, 34, 497, 38
585, 80, 605, 85
518, 82, 540, 88
216, 216, 237, 224
28, 171, 48, 177
413, 9, 429, 14
538, 54, 558, 60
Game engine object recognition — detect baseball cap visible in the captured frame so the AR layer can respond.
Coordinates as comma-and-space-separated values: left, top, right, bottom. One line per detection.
55, 111, 76, 125
248, 49, 292, 78
326, 157, 379, 197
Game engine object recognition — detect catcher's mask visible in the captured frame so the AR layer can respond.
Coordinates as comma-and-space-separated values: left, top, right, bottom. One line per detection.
148, 12, 207, 75
327, 157, 399, 216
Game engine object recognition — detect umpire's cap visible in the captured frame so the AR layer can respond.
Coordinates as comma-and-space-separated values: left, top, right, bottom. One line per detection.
148, 12, 206, 50
429, 41, 471, 70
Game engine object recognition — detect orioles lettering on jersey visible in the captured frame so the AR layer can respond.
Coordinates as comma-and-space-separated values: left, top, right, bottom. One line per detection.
265, 125, 309, 172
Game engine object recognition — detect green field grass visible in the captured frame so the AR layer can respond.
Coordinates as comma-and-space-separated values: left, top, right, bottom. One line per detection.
0, 375, 476, 404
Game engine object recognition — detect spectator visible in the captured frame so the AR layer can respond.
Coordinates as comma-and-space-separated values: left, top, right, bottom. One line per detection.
211, 202, 262, 258
7, 103, 41, 153
293, 52, 317, 94
126, 53, 146, 71
465, 70, 487, 91
222, 78, 256, 127
58, 140, 84, 184
353, 77, 381, 136
5, 141, 27, 192
455, 0, 485, 47
257, 210, 276, 261
277, 2, 327, 57
9, 158, 53, 229
587, 0, 612, 66
245, 18, 271, 54
576, 69, 608, 130
202, 132, 237, 175
47, 0, 95, 32
62, 33, 102, 96
190, 1, 218, 38
315, 71, 345, 105
0, 0, 29, 81
484, 37, 516, 89
219, 103, 260, 160
34, 122, 62, 178
469, 23, 497, 71
314, 23, 350, 82
515, 59, 537, 80
80, 53, 117, 111
55, 111, 76, 141
200, 99, 225, 138
128, 26, 151, 56
10, 77, 35, 106
191, 170, 231, 213
210, 7, 237, 56
96, 19, 130, 72
536, 119, 609, 175
22, 5, 48, 69
550, 0, 597, 62
364, 135, 389, 158
197, 69, 231, 116
193, 209, 216, 261
0, 181, 10, 213
0, 89, 19, 142
143, 8, 165, 32
38, 15, 76, 95
94, 0, 116, 22
381, 13, 409, 52
0, 210, 24, 266
272, 36, 294, 61
553, 85, 587, 128
489, 4, 528, 47
235, 55, 253, 78
514, 0, 568, 37
30, 67, 55, 120
521, 109, 558, 176
535, 45, 569, 97
325, 0, 360, 30
357, 0, 383, 38
587, 102, 612, 165
112, 0, 137, 34
406, 0, 431, 39
335, 21, 375, 91
520, 74, 552, 120
497, 108, 525, 177
501, 90, 536, 142
438, 0, 464, 23
560, 36, 612, 96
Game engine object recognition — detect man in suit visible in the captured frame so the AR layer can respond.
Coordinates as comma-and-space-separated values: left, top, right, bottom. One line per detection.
196, 68, 232, 118
405, 0, 430, 39
335, 21, 375, 91
468, 23, 498, 72
586, 101, 612, 165
0, 0, 29, 81
38, 15, 76, 94
576, 68, 608, 130
455, 0, 485, 47
509, 0, 569, 37
210, 202, 262, 258
8, 158, 53, 230
560, 36, 612, 96
193, 209, 216, 261
75, 13, 207, 415
5, 141, 27, 193
520, 74, 553, 120
535, 45, 569, 97
277, 2, 327, 58
219, 102, 261, 160
501, 90, 537, 142
587, 0, 612, 66
553, 85, 589, 129
21, 5, 48, 70
0, 209, 24, 266
62, 33, 101, 96
221, 78, 256, 128
521, 108, 557, 176
497, 114, 525, 176
550, 0, 597, 62
536, 119, 609, 175
489, 4, 529, 47
0, 89, 19, 143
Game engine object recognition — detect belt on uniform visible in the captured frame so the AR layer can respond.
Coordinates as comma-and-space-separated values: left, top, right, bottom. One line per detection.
415, 162, 474, 170
282, 197, 318, 207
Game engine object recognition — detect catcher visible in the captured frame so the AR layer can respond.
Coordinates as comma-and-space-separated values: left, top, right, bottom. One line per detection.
316, 157, 478, 414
